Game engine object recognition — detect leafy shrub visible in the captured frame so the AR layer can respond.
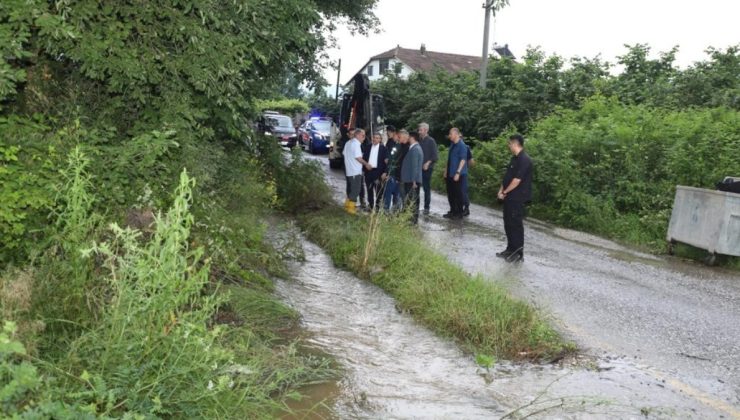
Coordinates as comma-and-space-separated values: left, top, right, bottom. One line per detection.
255, 136, 332, 213
0, 116, 61, 265
0, 321, 98, 418
1, 321, 44, 417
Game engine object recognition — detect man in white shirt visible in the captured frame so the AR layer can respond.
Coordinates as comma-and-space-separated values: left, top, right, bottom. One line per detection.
344, 129, 372, 214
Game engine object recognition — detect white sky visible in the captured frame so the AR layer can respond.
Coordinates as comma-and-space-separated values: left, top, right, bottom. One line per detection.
323, 0, 739, 86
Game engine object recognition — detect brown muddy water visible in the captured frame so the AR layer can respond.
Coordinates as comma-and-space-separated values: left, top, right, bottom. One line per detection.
272, 228, 725, 419
276, 238, 508, 418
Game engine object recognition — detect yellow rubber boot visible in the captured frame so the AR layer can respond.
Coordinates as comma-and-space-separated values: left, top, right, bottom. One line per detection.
343, 199, 351, 211
346, 201, 357, 215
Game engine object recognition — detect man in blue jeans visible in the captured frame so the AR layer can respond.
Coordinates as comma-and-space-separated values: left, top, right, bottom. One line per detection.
418, 122, 438, 215
383, 129, 408, 211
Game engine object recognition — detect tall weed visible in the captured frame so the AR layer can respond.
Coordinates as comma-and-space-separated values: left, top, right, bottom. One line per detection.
66, 170, 235, 417
32, 146, 101, 348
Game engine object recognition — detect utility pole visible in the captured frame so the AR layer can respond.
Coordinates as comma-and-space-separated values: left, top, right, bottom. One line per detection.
479, 1, 493, 89
335, 58, 342, 100
480, 0, 508, 88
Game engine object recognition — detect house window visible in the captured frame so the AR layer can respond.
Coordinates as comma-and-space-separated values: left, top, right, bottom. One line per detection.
367, 65, 374, 76
379, 59, 389, 74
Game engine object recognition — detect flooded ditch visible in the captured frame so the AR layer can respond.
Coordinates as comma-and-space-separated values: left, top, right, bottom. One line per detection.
270, 224, 723, 419
276, 237, 509, 418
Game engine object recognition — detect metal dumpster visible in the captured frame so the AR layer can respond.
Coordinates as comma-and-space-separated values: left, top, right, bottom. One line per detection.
667, 185, 740, 264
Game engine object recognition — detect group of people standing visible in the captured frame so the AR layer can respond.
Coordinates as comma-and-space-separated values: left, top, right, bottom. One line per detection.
342, 123, 439, 224
343, 124, 532, 263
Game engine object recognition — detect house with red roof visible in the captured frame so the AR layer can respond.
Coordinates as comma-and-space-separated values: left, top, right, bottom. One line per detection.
348, 44, 515, 85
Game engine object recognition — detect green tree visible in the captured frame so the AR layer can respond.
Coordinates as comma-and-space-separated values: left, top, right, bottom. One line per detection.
672, 45, 740, 109
306, 91, 340, 119
612, 44, 679, 106
1, 0, 379, 265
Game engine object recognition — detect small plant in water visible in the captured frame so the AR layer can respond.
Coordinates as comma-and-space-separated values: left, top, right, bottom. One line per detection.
475, 353, 496, 369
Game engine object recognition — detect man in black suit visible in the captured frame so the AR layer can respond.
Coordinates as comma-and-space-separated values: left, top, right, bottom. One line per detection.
363, 132, 388, 211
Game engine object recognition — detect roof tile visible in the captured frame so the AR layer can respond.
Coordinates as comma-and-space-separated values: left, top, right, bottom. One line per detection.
371, 46, 482, 74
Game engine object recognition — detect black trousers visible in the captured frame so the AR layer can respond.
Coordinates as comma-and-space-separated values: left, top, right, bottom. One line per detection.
403, 183, 421, 224
446, 176, 465, 215
359, 174, 367, 204
503, 199, 525, 253
365, 176, 384, 209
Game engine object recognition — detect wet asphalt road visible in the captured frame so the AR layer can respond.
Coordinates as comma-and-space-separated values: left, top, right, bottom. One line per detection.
302, 152, 740, 417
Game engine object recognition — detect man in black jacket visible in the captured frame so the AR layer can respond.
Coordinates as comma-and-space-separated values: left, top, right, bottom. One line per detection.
363, 132, 388, 211
496, 134, 533, 263
401, 132, 424, 224
383, 129, 408, 212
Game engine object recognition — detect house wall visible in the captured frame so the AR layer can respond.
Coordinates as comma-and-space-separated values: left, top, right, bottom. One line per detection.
361, 58, 414, 82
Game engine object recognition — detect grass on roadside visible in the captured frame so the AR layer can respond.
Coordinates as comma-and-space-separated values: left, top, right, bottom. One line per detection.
298, 207, 572, 361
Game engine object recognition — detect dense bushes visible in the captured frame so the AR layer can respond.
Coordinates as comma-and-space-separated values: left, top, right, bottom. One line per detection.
0, 116, 62, 264
256, 98, 309, 116
1, 0, 378, 267
1, 138, 337, 417
527, 99, 739, 246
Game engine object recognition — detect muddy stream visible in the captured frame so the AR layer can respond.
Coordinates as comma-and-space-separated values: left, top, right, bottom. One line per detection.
273, 231, 721, 419
276, 237, 508, 418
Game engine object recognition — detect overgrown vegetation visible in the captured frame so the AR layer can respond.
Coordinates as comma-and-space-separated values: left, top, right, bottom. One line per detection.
1, 1, 378, 417
3, 0, 736, 414
298, 208, 570, 361
381, 44, 740, 260
1, 142, 338, 417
